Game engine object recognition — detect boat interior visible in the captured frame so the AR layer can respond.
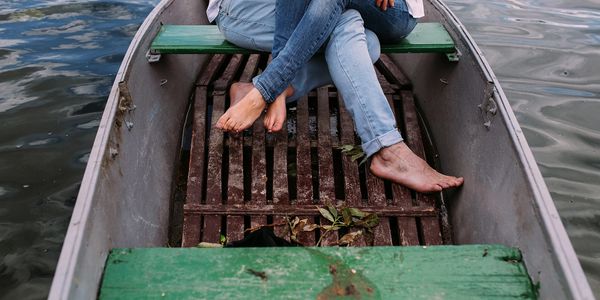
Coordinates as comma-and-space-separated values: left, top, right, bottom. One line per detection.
171, 53, 451, 247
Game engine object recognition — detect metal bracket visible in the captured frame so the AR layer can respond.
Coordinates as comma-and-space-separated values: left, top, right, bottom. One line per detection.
146, 49, 161, 63
478, 95, 498, 129
446, 48, 461, 62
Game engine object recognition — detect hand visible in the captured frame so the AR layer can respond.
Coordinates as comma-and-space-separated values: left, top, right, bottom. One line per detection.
375, 0, 395, 11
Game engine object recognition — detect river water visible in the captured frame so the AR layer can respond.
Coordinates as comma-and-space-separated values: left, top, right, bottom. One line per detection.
0, 0, 598, 298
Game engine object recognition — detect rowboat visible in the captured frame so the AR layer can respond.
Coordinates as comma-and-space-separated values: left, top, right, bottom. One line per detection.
49, 0, 593, 299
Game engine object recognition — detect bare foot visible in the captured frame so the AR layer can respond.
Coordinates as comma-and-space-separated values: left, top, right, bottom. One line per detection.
229, 82, 253, 107
216, 86, 266, 132
264, 86, 294, 132
370, 142, 464, 193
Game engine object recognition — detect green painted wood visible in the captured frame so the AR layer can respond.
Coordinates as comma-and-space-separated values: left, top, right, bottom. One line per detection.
99, 245, 536, 299
151, 23, 455, 54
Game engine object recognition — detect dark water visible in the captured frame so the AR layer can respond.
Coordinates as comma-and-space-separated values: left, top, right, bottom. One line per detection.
0, 0, 597, 298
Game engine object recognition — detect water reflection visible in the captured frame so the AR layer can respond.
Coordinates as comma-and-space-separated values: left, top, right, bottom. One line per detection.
0, 0, 598, 298
447, 0, 600, 294
0, 1, 157, 298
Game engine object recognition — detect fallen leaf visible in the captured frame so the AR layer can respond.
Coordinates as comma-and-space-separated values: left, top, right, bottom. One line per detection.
322, 225, 341, 231
318, 207, 335, 223
303, 224, 321, 232
196, 242, 223, 248
356, 213, 380, 229
341, 208, 352, 226
339, 231, 362, 245
348, 208, 367, 218
327, 204, 338, 219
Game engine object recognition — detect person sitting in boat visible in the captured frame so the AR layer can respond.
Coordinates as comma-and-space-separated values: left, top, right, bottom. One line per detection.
208, 0, 464, 193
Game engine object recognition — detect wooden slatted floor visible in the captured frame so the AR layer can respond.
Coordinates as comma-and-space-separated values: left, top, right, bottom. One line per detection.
181, 54, 448, 247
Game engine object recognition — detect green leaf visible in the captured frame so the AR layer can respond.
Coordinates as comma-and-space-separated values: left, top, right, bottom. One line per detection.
351, 152, 364, 162
327, 205, 338, 219
341, 208, 352, 226
338, 145, 355, 152
318, 207, 335, 223
359, 155, 368, 166
348, 207, 367, 218
322, 225, 341, 231
357, 213, 380, 229
219, 235, 227, 245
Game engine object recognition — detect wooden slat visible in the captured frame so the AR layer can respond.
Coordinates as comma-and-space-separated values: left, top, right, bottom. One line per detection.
239, 54, 266, 228
202, 54, 243, 242
376, 54, 411, 89
381, 78, 420, 246
336, 93, 365, 246
250, 117, 267, 228
401, 90, 442, 245
316, 87, 337, 246
295, 96, 312, 202
182, 55, 225, 247
317, 87, 335, 202
337, 94, 361, 204
183, 204, 437, 216
272, 129, 288, 204
196, 54, 227, 86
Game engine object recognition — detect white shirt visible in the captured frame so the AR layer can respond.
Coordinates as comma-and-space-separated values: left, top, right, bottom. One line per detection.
206, 0, 424, 23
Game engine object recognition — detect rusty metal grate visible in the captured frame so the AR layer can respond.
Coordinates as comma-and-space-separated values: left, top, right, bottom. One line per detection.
181, 53, 448, 247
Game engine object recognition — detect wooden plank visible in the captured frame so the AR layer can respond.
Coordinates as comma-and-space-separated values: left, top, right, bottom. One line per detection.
182, 55, 225, 247
240, 54, 267, 228
226, 54, 261, 234
101, 245, 536, 299
272, 129, 288, 204
181, 86, 207, 247
383, 88, 419, 246
401, 90, 442, 245
202, 54, 243, 243
196, 54, 226, 86
151, 23, 455, 54
337, 94, 361, 205
375, 54, 411, 89
295, 96, 313, 203
183, 204, 437, 217
250, 117, 267, 228
317, 87, 335, 203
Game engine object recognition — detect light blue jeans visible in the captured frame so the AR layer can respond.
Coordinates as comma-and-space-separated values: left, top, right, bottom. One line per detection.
216, 0, 404, 157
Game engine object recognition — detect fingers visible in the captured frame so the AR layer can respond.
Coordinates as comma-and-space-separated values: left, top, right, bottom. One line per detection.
376, 0, 394, 11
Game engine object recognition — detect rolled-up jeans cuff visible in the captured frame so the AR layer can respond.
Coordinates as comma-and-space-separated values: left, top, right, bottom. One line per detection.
361, 129, 403, 157
252, 75, 276, 103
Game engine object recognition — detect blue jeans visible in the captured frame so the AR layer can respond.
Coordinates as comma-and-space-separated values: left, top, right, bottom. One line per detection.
257, 0, 417, 103
217, 0, 406, 156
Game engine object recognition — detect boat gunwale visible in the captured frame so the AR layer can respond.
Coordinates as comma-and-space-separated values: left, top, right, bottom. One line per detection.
429, 1, 593, 298
47, 0, 594, 298
48, 0, 177, 298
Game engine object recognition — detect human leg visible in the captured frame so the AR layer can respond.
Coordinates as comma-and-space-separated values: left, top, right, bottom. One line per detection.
325, 10, 463, 192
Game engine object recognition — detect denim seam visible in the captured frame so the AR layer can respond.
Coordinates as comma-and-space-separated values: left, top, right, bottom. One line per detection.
333, 26, 378, 145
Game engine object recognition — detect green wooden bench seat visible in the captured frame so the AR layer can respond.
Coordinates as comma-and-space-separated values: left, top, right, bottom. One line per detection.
150, 23, 456, 56
99, 245, 536, 299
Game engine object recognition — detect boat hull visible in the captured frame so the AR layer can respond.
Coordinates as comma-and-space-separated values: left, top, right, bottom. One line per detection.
49, 0, 593, 299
